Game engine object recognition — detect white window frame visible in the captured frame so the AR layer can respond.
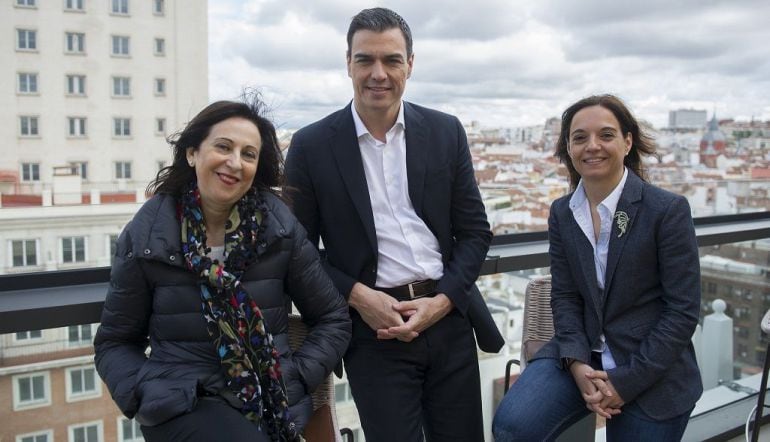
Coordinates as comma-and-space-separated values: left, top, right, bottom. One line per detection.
17, 29, 37, 51
15, 429, 53, 442
152, 0, 163, 15
113, 118, 131, 137
155, 117, 166, 135
21, 162, 41, 181
12, 371, 51, 411
20, 115, 40, 137
18, 72, 39, 94
117, 417, 144, 442
61, 235, 88, 264
65, 0, 85, 11
70, 161, 88, 180
68, 420, 103, 442
115, 161, 132, 179
154, 78, 166, 96
67, 74, 87, 96
153, 37, 165, 56
112, 76, 131, 97
65, 31, 86, 54
67, 116, 88, 137
68, 323, 95, 347
10, 238, 39, 267
111, 35, 130, 56
110, 0, 128, 15
13, 329, 43, 342
15, 0, 37, 8
65, 364, 101, 401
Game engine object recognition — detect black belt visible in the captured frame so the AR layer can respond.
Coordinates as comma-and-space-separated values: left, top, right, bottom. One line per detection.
376, 280, 438, 301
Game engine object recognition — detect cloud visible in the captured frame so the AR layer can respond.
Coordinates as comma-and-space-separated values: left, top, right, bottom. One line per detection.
210, 0, 770, 128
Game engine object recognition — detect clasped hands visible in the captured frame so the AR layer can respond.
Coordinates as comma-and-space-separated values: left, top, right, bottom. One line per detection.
569, 362, 625, 419
348, 283, 453, 342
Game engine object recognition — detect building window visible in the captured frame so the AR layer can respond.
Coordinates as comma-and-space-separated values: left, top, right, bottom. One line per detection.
68, 324, 94, 346
16, 0, 37, 7
17, 29, 37, 50
113, 118, 131, 137
61, 236, 87, 263
111, 35, 130, 56
20, 116, 39, 136
18, 72, 38, 94
152, 0, 164, 15
154, 37, 165, 55
155, 118, 166, 135
65, 0, 85, 11
112, 77, 131, 97
65, 32, 86, 53
115, 161, 132, 179
67, 74, 87, 95
70, 161, 88, 180
11, 239, 38, 267
69, 421, 102, 442
109, 234, 119, 266
15, 330, 42, 340
111, 0, 128, 14
13, 372, 51, 410
154, 78, 166, 95
16, 430, 52, 442
66, 365, 100, 400
68, 117, 87, 137
21, 163, 40, 181
118, 418, 143, 442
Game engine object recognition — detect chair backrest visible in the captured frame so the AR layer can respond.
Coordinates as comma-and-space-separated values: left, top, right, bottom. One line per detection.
520, 275, 554, 370
287, 314, 342, 442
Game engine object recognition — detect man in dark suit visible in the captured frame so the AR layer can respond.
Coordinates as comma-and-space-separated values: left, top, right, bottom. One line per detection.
285, 7, 503, 441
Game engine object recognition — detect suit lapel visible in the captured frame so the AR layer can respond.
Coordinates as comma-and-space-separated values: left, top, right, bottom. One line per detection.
403, 102, 429, 217
603, 172, 643, 294
329, 104, 378, 253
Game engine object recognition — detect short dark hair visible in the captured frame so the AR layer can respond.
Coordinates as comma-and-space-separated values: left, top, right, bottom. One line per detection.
555, 94, 657, 190
347, 7, 413, 58
147, 93, 283, 197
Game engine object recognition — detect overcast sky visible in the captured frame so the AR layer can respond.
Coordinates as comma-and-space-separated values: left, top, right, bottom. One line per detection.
208, 0, 770, 130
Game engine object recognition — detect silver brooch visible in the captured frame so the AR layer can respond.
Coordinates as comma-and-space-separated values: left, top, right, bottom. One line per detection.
614, 211, 629, 238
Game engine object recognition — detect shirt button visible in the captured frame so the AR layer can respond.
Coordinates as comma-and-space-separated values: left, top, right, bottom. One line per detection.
279, 228, 286, 235
127, 251, 133, 258
144, 249, 151, 255
169, 255, 176, 261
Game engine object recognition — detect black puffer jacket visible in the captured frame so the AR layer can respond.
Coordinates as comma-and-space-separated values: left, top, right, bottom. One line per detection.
94, 192, 351, 429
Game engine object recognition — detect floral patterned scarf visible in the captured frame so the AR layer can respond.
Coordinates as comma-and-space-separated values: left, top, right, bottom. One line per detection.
179, 182, 299, 441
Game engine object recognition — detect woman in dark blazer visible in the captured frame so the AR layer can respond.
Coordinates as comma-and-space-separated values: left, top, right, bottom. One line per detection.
94, 98, 351, 441
493, 94, 702, 441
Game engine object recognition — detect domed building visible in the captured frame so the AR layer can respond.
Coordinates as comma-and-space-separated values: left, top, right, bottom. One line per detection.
700, 115, 727, 168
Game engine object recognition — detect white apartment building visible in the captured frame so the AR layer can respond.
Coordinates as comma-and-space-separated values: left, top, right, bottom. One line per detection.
1, 0, 208, 194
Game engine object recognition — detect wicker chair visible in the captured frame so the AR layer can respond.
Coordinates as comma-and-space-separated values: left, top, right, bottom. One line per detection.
287, 314, 349, 442
503, 276, 595, 442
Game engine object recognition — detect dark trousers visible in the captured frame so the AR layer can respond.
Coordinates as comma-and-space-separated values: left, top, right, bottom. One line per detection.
140, 397, 271, 442
344, 309, 484, 442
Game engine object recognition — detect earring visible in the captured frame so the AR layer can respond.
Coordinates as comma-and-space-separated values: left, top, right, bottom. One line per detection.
188, 161, 194, 167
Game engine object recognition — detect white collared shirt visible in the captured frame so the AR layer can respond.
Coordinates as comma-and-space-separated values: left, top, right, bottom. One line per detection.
568, 167, 629, 370
351, 102, 444, 287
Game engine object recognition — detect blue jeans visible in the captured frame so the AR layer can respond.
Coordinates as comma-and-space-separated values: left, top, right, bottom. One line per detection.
492, 358, 691, 442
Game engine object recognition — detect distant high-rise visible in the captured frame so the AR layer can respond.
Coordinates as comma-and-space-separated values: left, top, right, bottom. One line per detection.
669, 109, 708, 129
1, 0, 208, 193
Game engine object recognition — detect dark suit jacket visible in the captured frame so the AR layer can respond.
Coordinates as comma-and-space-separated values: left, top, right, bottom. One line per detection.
536, 171, 703, 420
285, 101, 503, 352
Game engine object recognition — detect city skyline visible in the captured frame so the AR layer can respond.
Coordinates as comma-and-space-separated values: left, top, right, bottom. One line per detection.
208, 0, 770, 130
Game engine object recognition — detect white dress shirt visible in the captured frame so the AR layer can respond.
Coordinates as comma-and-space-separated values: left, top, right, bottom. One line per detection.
569, 168, 629, 370
351, 102, 444, 288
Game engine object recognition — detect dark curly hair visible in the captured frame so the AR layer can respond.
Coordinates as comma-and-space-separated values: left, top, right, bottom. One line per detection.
147, 93, 283, 197
555, 94, 657, 190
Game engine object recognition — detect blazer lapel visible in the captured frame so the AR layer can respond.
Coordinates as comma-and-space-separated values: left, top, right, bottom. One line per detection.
403, 102, 429, 217
329, 104, 378, 253
603, 172, 643, 293
565, 207, 604, 319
